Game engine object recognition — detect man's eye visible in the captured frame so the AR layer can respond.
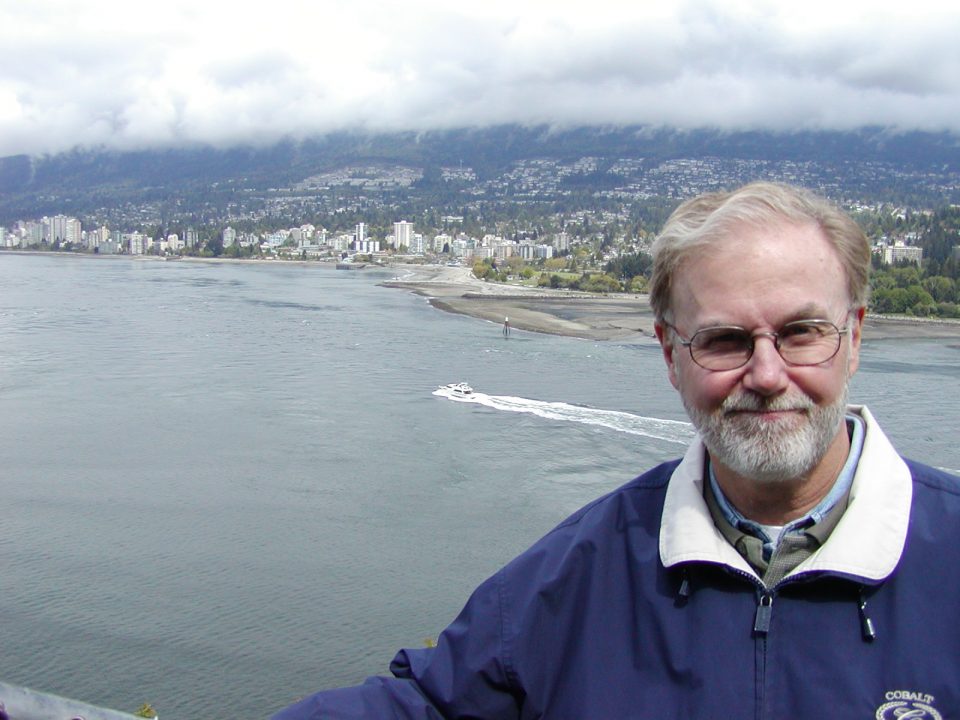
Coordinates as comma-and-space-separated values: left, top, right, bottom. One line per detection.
698, 331, 748, 351
782, 322, 824, 339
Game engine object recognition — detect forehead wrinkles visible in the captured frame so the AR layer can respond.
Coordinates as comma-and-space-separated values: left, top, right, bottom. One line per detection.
669, 223, 848, 330
692, 303, 836, 332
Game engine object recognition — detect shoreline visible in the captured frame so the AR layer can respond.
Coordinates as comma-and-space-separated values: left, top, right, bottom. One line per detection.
5, 251, 959, 344
382, 264, 960, 344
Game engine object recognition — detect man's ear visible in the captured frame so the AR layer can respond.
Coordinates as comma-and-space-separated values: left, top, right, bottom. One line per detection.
655, 323, 681, 390
847, 305, 866, 376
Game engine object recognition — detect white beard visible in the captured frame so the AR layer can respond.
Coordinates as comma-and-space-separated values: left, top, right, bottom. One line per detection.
683, 385, 849, 483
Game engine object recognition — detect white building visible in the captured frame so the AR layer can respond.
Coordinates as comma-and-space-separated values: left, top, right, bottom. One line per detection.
393, 221, 414, 249
355, 239, 380, 254
408, 233, 425, 255
331, 234, 353, 252
42, 215, 82, 245
222, 227, 237, 248
127, 232, 148, 255
882, 242, 923, 266
433, 233, 452, 253
536, 243, 554, 259
85, 226, 111, 251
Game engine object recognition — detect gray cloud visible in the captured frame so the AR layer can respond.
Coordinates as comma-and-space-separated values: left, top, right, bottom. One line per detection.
1, 0, 959, 157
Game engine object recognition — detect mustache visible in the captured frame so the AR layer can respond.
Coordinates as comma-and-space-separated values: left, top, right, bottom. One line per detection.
721, 393, 815, 414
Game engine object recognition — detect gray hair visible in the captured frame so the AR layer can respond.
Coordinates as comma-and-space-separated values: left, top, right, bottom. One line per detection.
649, 182, 871, 323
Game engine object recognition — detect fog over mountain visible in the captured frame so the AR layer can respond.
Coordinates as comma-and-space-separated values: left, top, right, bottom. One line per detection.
2, 0, 960, 159
1, 126, 958, 226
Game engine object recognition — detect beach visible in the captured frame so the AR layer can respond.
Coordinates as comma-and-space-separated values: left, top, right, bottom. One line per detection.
382, 264, 960, 344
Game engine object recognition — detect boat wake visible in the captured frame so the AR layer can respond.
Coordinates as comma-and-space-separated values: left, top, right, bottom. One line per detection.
433, 385, 694, 445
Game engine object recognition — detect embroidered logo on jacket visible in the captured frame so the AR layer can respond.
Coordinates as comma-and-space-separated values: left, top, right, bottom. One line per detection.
875, 690, 942, 720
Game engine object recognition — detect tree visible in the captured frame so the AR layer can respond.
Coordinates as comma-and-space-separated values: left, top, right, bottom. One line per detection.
871, 287, 910, 313
922, 276, 956, 303
628, 275, 648, 293
505, 255, 525, 274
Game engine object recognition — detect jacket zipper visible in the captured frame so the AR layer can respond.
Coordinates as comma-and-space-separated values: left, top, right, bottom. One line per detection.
754, 592, 774, 634
717, 567, 770, 720
706, 567, 876, 720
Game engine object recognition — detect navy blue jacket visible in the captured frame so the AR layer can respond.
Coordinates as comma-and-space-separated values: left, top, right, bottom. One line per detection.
274, 407, 960, 719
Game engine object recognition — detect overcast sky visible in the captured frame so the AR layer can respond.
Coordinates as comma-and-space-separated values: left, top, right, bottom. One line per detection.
2, 0, 959, 158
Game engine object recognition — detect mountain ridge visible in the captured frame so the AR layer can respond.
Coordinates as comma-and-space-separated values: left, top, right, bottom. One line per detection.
2, 125, 959, 223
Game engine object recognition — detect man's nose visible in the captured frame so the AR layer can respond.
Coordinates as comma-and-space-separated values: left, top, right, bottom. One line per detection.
741, 334, 789, 395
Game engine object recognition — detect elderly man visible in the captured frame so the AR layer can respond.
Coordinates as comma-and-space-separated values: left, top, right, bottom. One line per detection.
274, 182, 960, 719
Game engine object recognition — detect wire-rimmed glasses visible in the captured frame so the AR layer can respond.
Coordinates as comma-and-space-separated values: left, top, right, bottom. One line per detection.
665, 319, 851, 371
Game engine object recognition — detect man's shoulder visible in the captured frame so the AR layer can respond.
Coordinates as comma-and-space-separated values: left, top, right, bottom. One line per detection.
551, 458, 681, 532
904, 458, 960, 496
494, 459, 681, 583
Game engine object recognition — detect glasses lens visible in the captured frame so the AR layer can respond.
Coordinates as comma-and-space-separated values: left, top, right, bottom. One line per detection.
777, 321, 842, 365
689, 328, 753, 370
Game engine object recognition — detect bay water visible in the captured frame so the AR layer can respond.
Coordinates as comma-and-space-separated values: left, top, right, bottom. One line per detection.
1, 253, 957, 718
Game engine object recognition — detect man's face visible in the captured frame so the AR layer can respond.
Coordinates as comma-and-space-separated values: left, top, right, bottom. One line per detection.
655, 220, 864, 483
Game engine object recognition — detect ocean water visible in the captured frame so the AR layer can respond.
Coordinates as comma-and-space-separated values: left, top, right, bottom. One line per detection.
0, 253, 957, 718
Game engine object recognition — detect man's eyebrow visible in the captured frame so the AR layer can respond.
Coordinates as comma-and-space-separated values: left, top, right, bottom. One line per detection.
783, 303, 833, 321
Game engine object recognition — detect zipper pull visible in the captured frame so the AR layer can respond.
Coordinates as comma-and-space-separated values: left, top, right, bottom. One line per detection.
754, 593, 773, 635
858, 591, 877, 642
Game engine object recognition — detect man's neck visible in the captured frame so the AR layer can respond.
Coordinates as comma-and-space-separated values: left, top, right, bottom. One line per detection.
711, 426, 852, 526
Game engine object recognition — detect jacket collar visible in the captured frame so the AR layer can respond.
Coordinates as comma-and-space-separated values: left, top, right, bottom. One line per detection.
659, 405, 912, 584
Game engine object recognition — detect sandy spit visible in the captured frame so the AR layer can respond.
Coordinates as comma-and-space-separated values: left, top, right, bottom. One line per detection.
381, 264, 960, 345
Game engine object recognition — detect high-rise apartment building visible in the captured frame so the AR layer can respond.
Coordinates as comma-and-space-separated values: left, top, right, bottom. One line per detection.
393, 221, 413, 249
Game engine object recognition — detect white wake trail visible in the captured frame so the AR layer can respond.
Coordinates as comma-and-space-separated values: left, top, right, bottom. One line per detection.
433, 387, 694, 445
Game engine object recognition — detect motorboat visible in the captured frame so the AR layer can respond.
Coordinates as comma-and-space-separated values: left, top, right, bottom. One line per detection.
443, 382, 474, 398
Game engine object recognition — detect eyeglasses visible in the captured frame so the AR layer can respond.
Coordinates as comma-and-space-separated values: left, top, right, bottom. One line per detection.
666, 319, 851, 371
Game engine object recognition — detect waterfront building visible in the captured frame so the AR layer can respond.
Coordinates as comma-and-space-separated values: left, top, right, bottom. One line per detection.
355, 239, 380, 254
24, 221, 43, 247
433, 233, 452, 253
451, 237, 471, 258
127, 232, 148, 255
331, 234, 353, 252
409, 233, 425, 255
393, 221, 414, 250
85, 226, 111, 251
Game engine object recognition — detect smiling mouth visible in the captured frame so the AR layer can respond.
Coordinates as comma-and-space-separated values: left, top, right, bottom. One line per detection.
725, 407, 808, 421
